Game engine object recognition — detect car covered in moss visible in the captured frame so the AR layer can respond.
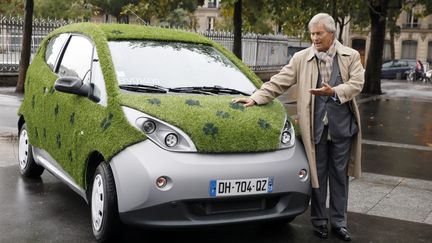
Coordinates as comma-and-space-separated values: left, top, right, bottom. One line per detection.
17, 23, 310, 242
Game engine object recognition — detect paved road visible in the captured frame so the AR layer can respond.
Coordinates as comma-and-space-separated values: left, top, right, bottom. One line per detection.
0, 89, 21, 136
0, 156, 431, 243
1, 81, 432, 242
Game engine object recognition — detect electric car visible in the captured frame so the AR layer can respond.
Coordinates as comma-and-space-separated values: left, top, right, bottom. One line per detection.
18, 23, 310, 242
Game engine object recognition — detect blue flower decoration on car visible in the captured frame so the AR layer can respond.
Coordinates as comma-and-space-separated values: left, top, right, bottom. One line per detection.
147, 98, 161, 106
203, 123, 218, 138
186, 99, 201, 107
229, 102, 245, 111
258, 119, 271, 129
216, 111, 230, 119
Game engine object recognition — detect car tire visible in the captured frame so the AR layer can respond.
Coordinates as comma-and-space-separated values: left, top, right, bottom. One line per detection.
91, 162, 120, 242
406, 71, 414, 83
18, 124, 44, 177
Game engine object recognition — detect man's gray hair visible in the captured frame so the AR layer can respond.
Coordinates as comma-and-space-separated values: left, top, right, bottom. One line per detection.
308, 13, 336, 34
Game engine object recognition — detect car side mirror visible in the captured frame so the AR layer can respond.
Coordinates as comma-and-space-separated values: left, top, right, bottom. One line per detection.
54, 76, 100, 102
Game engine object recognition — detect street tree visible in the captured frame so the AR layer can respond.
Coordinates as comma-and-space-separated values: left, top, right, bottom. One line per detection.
362, 0, 391, 95
16, 0, 33, 94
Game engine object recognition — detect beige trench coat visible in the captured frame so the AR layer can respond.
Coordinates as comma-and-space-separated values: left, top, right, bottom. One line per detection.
251, 40, 364, 188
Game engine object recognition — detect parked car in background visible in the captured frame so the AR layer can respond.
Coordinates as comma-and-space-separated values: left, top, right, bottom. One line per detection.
381, 59, 416, 79
18, 23, 310, 242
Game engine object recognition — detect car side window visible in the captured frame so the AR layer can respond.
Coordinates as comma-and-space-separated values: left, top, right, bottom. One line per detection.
45, 33, 69, 71
91, 50, 107, 106
57, 35, 93, 82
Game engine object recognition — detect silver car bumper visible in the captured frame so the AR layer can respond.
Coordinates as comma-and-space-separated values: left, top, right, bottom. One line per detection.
110, 138, 310, 226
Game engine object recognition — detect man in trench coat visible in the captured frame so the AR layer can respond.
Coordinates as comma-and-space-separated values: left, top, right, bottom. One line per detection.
234, 13, 364, 241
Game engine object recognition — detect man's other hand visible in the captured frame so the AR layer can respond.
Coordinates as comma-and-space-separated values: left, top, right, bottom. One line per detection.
232, 97, 256, 107
309, 82, 335, 96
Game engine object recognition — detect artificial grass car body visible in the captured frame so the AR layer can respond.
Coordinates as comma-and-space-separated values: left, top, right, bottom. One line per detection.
17, 23, 310, 241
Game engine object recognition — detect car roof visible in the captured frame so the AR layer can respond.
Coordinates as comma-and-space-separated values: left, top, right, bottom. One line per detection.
50, 23, 213, 45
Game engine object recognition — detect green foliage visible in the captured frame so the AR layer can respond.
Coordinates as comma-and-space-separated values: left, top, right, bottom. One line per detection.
89, 0, 137, 20
217, 0, 370, 39
0, 0, 24, 15
122, 0, 199, 28
34, 0, 93, 20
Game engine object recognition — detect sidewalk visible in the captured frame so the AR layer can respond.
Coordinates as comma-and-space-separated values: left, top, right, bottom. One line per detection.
349, 172, 432, 225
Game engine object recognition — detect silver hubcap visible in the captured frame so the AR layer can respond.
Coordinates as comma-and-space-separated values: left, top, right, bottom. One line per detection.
18, 129, 29, 170
91, 174, 104, 232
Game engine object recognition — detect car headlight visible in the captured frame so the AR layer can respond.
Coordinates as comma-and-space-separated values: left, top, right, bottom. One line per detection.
122, 106, 197, 152
279, 118, 295, 149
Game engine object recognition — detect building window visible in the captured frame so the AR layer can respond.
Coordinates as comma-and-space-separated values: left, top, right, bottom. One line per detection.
404, 9, 419, 28
208, 0, 217, 8
428, 42, 432, 64
207, 17, 215, 31
401, 40, 417, 59
383, 40, 391, 61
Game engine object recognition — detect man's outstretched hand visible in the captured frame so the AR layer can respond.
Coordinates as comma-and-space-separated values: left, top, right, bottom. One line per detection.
232, 97, 256, 107
309, 82, 335, 96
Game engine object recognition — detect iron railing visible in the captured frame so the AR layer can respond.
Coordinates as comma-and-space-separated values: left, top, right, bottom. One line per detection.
0, 15, 309, 74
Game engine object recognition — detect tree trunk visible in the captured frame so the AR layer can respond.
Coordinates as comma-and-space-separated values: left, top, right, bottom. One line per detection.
16, 0, 34, 94
363, 0, 389, 95
233, 0, 242, 59
390, 31, 395, 60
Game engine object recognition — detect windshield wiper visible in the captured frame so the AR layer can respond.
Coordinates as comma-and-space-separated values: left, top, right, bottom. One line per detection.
119, 84, 167, 93
169, 86, 251, 96
168, 86, 215, 95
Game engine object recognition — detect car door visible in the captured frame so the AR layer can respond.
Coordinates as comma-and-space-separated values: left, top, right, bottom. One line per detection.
49, 34, 102, 181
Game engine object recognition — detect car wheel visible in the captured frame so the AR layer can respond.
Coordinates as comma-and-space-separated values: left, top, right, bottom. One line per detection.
18, 124, 44, 177
406, 71, 414, 83
91, 162, 120, 242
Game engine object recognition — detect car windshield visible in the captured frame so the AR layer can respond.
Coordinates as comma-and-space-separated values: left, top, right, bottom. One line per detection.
108, 41, 257, 94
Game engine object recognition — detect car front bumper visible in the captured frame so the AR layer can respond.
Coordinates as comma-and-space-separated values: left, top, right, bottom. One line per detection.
109, 138, 310, 227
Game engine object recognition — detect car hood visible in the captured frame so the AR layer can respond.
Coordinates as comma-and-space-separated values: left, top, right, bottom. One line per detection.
119, 93, 287, 153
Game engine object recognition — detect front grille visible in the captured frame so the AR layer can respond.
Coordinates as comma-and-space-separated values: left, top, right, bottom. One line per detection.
187, 196, 280, 216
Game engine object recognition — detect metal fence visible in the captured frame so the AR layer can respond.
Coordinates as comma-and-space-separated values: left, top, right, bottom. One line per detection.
0, 15, 309, 74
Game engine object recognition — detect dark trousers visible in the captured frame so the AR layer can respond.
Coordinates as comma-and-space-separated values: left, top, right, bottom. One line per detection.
311, 126, 351, 228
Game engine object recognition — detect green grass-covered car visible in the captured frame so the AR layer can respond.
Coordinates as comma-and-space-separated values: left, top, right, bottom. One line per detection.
17, 23, 310, 242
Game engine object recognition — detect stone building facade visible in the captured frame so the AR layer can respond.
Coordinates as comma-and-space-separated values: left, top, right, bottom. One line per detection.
347, 6, 432, 69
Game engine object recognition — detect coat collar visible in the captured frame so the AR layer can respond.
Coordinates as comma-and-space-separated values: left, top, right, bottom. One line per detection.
306, 39, 352, 62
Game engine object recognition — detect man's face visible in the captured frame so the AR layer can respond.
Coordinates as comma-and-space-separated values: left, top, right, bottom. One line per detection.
310, 23, 334, 52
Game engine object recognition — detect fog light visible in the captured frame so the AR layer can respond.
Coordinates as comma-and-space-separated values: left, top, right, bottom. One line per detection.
299, 169, 308, 180
281, 131, 291, 144
156, 176, 168, 188
165, 133, 178, 147
142, 120, 156, 134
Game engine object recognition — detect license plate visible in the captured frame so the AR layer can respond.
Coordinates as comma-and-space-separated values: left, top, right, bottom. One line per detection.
209, 177, 273, 197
